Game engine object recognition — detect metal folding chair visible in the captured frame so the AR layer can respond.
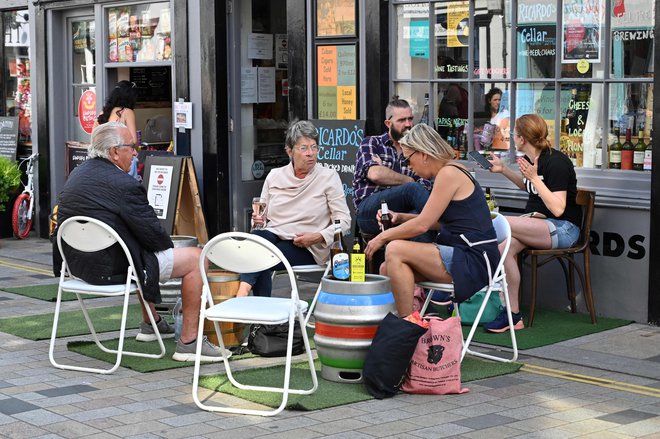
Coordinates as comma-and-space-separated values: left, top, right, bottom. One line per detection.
272, 262, 330, 328
49, 216, 166, 374
418, 212, 518, 363
192, 232, 318, 416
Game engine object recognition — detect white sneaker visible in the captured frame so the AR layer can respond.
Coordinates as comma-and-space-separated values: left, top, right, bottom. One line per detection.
135, 318, 175, 342
172, 336, 232, 362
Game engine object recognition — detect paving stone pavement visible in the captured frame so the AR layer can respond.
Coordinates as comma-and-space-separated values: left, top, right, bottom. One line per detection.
0, 236, 659, 438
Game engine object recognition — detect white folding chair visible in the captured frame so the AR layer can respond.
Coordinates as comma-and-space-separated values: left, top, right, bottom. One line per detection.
272, 262, 330, 328
192, 232, 318, 416
49, 216, 166, 374
418, 212, 518, 363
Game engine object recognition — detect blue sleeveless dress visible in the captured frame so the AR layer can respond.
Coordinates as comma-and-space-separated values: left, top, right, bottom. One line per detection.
436, 165, 500, 302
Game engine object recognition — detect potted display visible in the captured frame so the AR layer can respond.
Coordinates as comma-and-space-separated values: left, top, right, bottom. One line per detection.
0, 157, 22, 238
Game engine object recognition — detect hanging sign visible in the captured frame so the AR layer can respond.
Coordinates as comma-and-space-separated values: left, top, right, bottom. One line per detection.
78, 89, 97, 134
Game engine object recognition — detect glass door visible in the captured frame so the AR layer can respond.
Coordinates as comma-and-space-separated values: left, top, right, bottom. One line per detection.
69, 16, 96, 142
230, 0, 289, 231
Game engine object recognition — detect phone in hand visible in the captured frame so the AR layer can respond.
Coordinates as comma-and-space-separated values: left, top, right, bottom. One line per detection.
468, 150, 493, 170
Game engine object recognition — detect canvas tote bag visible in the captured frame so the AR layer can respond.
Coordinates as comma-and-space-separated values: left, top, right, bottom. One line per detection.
401, 316, 469, 395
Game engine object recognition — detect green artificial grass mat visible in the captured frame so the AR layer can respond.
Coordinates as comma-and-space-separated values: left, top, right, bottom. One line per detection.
198, 357, 521, 411
68, 337, 257, 373
1, 284, 102, 302
0, 303, 142, 340
461, 308, 632, 350
68, 329, 317, 373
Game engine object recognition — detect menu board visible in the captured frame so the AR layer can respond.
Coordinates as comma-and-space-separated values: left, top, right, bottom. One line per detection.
130, 66, 172, 102
317, 45, 357, 120
311, 119, 366, 218
0, 117, 19, 161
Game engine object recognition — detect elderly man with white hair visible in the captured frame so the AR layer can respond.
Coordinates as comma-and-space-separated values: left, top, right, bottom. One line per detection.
54, 122, 229, 362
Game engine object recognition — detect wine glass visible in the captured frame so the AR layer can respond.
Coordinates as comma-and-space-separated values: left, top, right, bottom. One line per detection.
251, 197, 267, 230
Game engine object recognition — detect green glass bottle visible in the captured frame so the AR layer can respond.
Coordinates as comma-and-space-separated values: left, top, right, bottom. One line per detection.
633, 129, 646, 171
609, 127, 622, 169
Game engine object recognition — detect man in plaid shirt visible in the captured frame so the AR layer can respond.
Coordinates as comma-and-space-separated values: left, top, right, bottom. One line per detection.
352, 97, 434, 241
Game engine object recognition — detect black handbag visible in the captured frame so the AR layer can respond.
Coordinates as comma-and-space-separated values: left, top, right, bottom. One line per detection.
362, 312, 427, 399
247, 322, 305, 357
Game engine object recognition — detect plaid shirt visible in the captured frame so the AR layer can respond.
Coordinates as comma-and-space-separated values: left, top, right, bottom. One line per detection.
352, 132, 433, 210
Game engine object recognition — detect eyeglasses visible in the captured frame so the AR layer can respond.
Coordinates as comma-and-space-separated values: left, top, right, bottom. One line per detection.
296, 144, 319, 153
117, 143, 137, 150
402, 150, 417, 163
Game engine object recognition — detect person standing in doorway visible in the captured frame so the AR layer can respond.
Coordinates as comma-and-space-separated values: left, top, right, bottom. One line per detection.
94, 80, 140, 179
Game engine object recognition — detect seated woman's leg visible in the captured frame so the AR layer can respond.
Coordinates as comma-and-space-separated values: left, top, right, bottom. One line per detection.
384, 240, 452, 316
504, 216, 552, 312
237, 229, 282, 297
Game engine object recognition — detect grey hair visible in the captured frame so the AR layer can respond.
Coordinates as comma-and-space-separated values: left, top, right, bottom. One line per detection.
399, 124, 454, 162
88, 122, 127, 159
285, 120, 319, 150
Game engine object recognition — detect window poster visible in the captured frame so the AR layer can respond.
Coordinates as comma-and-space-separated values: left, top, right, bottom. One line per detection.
147, 164, 174, 219
317, 45, 357, 120
561, 0, 603, 63
409, 20, 429, 59
316, 0, 356, 37
446, 1, 469, 48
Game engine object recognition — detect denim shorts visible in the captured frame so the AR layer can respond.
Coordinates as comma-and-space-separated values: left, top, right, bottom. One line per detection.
434, 244, 454, 275
545, 219, 580, 249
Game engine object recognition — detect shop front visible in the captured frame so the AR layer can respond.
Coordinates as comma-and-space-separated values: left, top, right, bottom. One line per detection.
385, 0, 656, 323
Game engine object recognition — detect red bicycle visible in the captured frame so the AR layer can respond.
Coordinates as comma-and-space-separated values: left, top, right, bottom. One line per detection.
12, 152, 37, 239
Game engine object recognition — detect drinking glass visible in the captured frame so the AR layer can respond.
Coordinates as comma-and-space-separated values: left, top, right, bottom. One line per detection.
251, 197, 267, 230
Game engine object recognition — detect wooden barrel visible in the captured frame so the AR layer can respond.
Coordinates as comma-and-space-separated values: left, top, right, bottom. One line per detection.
204, 270, 244, 347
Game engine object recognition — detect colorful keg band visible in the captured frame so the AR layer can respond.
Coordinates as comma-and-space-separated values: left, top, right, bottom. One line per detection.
317, 291, 394, 306
317, 354, 365, 370
315, 322, 378, 339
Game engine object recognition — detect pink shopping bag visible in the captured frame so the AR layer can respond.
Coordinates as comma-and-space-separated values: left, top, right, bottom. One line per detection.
401, 316, 469, 395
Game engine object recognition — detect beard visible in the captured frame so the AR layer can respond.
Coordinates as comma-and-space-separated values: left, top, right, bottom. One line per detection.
390, 125, 409, 142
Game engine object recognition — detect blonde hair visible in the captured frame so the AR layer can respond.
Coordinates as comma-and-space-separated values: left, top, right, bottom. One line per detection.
515, 114, 552, 151
399, 124, 455, 162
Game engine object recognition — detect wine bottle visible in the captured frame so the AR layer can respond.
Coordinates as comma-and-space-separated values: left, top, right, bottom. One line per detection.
621, 127, 634, 170
633, 129, 646, 171
644, 130, 653, 171
609, 127, 622, 169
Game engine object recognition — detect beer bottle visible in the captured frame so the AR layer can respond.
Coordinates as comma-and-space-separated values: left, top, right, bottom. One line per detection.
633, 129, 646, 171
330, 220, 350, 281
350, 235, 365, 282
621, 127, 634, 170
609, 127, 622, 169
644, 130, 653, 171
380, 200, 392, 231
419, 93, 431, 127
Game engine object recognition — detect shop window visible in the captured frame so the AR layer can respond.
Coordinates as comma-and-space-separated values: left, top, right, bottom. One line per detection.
559, 0, 605, 79
610, 3, 654, 79
473, 83, 510, 152
1, 9, 31, 149
394, 3, 430, 80
517, 0, 556, 79
434, 1, 469, 80
106, 2, 171, 63
607, 83, 653, 169
474, 0, 510, 79
516, 82, 558, 147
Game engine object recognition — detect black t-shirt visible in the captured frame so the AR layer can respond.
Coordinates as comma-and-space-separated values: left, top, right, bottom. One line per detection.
524, 149, 582, 227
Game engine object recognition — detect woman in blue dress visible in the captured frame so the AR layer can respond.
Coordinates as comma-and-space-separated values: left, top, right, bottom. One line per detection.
364, 124, 499, 317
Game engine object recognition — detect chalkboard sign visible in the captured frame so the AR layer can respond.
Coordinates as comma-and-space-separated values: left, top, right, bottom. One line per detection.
0, 117, 19, 161
311, 119, 366, 221
130, 66, 172, 103
65, 141, 90, 178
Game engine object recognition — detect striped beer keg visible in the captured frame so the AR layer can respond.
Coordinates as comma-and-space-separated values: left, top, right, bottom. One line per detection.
313, 274, 395, 383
